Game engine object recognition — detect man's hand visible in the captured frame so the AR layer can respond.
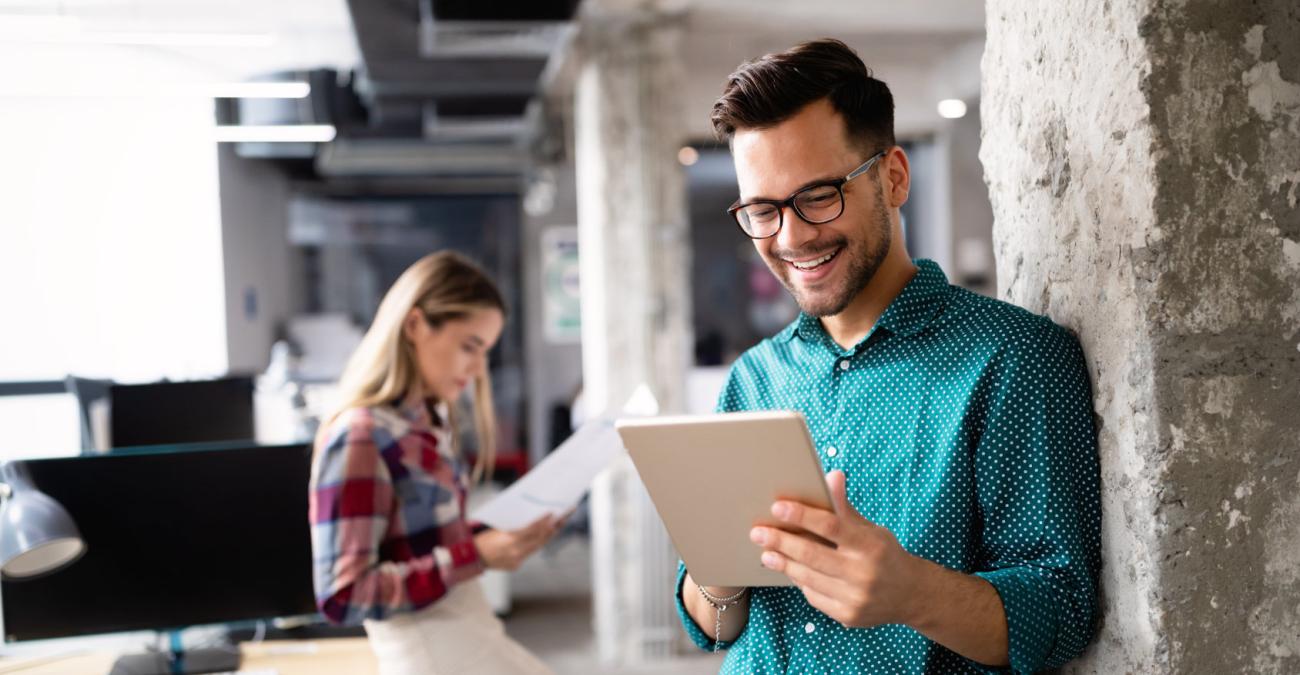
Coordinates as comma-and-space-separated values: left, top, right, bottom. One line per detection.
473, 513, 563, 571
749, 470, 922, 628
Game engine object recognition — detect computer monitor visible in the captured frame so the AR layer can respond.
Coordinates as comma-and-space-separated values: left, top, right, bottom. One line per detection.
0, 442, 317, 644
109, 377, 255, 448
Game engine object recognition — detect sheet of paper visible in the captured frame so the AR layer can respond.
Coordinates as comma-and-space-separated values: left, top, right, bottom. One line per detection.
471, 417, 626, 531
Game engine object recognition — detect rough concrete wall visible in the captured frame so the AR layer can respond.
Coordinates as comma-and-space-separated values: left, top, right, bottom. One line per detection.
1141, 2, 1300, 671
574, 15, 693, 664
982, 1, 1300, 672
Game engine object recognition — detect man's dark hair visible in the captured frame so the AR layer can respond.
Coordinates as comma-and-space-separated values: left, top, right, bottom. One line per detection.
711, 38, 895, 152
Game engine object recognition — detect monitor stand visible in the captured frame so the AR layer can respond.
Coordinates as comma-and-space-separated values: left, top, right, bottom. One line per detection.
109, 632, 240, 675
109, 647, 241, 675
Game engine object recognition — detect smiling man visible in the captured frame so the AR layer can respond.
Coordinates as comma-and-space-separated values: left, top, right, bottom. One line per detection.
675, 39, 1102, 674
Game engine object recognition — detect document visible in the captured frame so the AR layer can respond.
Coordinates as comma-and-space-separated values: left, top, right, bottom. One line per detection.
471, 417, 627, 530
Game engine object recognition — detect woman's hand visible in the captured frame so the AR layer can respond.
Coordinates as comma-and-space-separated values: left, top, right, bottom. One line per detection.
473, 514, 564, 571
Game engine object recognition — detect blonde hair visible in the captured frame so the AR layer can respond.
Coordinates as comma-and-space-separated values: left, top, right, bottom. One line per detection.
323, 251, 504, 483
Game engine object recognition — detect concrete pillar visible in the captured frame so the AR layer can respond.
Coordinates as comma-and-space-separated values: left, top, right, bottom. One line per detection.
982, 1, 1300, 672
573, 13, 692, 665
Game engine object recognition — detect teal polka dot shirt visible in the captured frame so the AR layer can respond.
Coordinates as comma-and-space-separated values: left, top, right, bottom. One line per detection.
675, 259, 1101, 674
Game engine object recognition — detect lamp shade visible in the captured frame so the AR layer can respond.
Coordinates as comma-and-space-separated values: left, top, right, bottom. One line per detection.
0, 462, 85, 579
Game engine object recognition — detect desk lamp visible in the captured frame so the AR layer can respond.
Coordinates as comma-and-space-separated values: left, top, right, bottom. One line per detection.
0, 461, 85, 578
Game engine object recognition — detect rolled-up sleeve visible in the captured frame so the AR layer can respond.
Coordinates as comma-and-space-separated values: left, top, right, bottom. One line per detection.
971, 322, 1102, 673
675, 561, 746, 652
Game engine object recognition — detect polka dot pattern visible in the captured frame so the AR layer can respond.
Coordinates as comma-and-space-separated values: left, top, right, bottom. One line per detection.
673, 260, 1101, 674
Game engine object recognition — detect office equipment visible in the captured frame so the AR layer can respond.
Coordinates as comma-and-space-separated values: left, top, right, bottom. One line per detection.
0, 443, 317, 673
617, 410, 833, 587
109, 377, 255, 447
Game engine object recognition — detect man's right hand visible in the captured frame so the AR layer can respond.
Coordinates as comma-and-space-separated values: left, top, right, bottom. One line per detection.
473, 514, 562, 571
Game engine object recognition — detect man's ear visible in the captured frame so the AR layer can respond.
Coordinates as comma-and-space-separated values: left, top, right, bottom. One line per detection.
882, 146, 911, 209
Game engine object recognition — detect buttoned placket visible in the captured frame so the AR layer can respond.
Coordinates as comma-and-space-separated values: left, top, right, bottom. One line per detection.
826, 328, 888, 469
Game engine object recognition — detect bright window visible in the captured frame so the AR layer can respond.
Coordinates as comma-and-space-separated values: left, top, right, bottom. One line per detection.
0, 43, 229, 458
0, 395, 81, 461
0, 45, 228, 385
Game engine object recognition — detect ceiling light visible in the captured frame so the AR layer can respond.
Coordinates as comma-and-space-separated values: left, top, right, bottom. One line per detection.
53, 31, 276, 48
205, 83, 310, 99
0, 17, 276, 48
937, 99, 968, 119
0, 0, 126, 6
0, 82, 311, 99
214, 125, 337, 143
678, 146, 699, 167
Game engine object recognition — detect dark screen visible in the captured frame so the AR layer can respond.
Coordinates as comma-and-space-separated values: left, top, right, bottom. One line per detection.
1, 443, 317, 642
110, 378, 255, 448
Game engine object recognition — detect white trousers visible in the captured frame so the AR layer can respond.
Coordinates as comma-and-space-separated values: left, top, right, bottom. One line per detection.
363, 579, 553, 675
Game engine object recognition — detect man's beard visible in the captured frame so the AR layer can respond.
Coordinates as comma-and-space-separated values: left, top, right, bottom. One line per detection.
769, 199, 892, 318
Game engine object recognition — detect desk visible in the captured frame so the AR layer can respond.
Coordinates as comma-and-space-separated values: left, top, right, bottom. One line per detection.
0, 638, 377, 675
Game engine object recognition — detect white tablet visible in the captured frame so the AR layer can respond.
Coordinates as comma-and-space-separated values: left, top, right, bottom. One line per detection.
616, 410, 832, 587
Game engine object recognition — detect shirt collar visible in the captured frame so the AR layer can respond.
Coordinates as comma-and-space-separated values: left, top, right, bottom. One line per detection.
776, 258, 950, 345
394, 384, 449, 431
775, 312, 822, 344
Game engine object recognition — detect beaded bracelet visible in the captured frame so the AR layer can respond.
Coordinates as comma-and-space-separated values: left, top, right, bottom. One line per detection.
698, 585, 748, 653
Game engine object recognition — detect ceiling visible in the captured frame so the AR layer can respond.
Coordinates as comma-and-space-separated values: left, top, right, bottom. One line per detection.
4, 0, 986, 170
1, 0, 360, 82
676, 26, 984, 140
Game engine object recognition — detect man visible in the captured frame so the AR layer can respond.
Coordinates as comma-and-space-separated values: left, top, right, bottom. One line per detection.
676, 39, 1101, 673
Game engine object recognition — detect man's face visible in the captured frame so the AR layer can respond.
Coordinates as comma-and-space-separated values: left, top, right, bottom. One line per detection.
732, 98, 894, 318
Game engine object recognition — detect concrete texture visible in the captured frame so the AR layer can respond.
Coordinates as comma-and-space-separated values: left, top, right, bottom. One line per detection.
982, 1, 1300, 672
573, 13, 694, 666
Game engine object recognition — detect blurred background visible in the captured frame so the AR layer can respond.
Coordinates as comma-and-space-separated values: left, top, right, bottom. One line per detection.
0, 1, 992, 672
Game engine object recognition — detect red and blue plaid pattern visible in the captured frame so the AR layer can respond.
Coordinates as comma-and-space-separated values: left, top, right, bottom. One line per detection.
309, 392, 484, 625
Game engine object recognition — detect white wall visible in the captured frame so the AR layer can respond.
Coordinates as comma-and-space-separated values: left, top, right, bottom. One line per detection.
217, 145, 300, 373
0, 44, 228, 385
945, 103, 995, 294
522, 163, 584, 464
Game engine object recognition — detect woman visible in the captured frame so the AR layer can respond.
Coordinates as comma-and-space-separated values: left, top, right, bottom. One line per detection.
309, 251, 559, 675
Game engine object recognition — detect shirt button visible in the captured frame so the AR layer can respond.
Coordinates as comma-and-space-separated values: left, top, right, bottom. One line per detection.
838, 360, 850, 371
805, 622, 816, 634
826, 446, 838, 458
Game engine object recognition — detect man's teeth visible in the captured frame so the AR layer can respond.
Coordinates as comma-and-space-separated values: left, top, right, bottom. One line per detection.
791, 250, 837, 270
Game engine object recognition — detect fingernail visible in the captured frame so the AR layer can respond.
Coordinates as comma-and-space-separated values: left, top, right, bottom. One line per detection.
772, 502, 791, 520
749, 528, 767, 545
761, 552, 779, 568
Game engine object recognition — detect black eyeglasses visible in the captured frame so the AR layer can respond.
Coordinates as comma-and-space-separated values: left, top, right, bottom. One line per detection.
726, 151, 887, 239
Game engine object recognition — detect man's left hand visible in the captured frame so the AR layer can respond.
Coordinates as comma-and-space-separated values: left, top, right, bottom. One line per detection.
749, 469, 923, 629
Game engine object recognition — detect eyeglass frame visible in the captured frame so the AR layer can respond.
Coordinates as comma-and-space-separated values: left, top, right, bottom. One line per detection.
726, 150, 888, 239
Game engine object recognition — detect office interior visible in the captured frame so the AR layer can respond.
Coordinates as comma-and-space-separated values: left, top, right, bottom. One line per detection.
0, 1, 991, 673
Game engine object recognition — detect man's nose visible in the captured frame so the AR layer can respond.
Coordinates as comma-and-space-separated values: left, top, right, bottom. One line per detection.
776, 205, 819, 250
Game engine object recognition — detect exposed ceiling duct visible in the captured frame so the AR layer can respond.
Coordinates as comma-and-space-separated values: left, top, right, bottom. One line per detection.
314, 0, 580, 177
316, 138, 527, 178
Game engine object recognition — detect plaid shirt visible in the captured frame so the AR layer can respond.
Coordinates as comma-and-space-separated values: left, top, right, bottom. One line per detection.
309, 391, 484, 625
